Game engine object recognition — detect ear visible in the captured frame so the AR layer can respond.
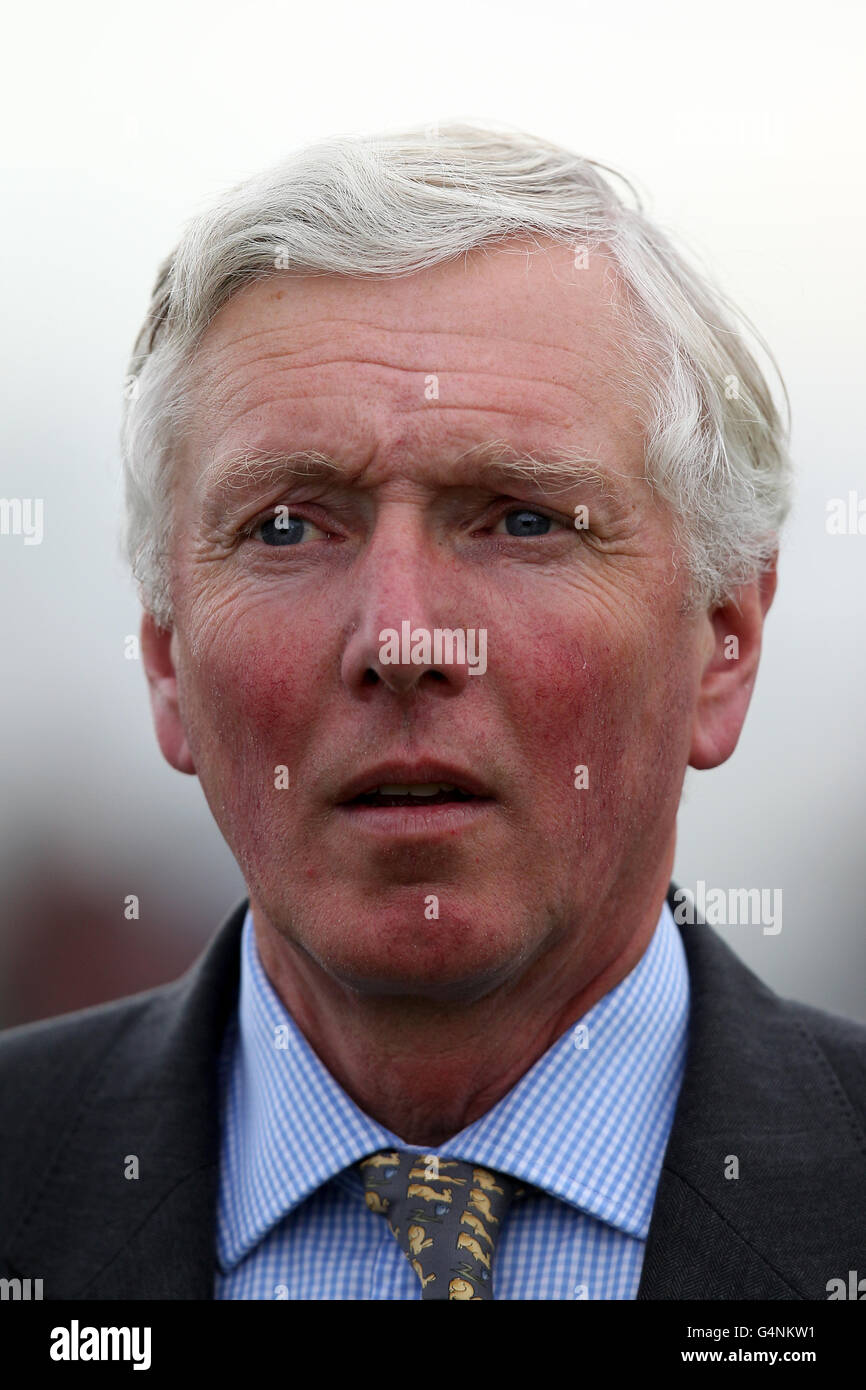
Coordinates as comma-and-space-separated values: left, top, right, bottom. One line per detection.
140, 612, 196, 775
688, 557, 778, 771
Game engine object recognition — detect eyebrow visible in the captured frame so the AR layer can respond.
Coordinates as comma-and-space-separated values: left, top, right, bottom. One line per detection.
199, 437, 628, 518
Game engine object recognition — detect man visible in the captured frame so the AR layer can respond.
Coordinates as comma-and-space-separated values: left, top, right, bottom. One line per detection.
1, 122, 864, 1301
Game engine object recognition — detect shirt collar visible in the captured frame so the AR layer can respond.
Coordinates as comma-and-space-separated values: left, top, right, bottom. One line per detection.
217, 897, 689, 1270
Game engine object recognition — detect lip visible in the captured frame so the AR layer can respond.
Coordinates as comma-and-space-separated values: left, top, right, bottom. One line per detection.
335, 799, 493, 837
335, 760, 494, 804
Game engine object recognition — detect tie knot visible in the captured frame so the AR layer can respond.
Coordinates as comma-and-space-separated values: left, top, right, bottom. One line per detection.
359, 1149, 523, 1299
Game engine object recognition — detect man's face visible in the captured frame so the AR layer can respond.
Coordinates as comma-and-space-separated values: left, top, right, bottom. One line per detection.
151, 238, 713, 1001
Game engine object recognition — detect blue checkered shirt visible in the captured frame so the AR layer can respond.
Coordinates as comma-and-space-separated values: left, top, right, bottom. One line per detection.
214, 899, 689, 1299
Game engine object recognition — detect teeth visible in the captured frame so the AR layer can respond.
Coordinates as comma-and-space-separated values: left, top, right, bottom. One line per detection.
373, 783, 457, 797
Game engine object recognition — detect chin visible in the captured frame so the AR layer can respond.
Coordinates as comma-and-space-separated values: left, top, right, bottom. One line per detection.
307, 917, 523, 1003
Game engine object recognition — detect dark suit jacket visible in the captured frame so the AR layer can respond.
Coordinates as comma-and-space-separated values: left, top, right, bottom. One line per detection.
1, 884, 864, 1300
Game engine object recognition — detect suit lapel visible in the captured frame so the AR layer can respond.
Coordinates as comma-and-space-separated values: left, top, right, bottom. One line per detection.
6, 898, 248, 1299
638, 883, 864, 1299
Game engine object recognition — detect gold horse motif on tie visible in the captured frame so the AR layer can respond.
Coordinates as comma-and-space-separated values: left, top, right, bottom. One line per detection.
449, 1277, 483, 1300
412, 1260, 436, 1289
472, 1168, 505, 1194
360, 1152, 400, 1170
408, 1183, 454, 1204
408, 1161, 468, 1183
364, 1190, 390, 1214
408, 1224, 434, 1256
460, 1210, 493, 1246
457, 1232, 492, 1270
468, 1188, 500, 1224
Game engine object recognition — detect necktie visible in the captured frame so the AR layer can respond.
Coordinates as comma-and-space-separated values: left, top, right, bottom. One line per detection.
359, 1149, 524, 1299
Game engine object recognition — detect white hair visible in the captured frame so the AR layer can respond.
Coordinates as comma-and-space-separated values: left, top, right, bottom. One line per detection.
120, 120, 792, 629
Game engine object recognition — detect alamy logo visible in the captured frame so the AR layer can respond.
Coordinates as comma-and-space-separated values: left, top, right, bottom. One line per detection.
0, 1277, 43, 1299
49, 1320, 152, 1371
378, 621, 487, 676
826, 1271, 866, 1299
672, 881, 782, 935
0, 497, 43, 545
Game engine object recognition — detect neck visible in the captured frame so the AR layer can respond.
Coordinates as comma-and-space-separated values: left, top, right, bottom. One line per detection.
251, 866, 673, 1148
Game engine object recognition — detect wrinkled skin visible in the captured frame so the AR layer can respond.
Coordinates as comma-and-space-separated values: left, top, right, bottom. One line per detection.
142, 237, 776, 1144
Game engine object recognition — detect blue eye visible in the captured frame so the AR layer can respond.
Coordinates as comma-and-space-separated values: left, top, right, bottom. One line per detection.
254, 512, 324, 546
246, 505, 566, 546
495, 509, 555, 537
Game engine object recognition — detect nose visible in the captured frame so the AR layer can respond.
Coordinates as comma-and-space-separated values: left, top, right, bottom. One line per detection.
340, 508, 476, 697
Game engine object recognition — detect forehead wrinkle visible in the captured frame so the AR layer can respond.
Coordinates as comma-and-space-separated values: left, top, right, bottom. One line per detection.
190, 311, 617, 410
186, 304, 633, 482
196, 313, 616, 362
198, 373, 585, 447
190, 330, 616, 450
193, 344, 601, 424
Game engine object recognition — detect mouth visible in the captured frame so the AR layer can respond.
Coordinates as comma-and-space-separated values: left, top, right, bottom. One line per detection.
336, 762, 493, 805
345, 783, 484, 809
334, 764, 495, 834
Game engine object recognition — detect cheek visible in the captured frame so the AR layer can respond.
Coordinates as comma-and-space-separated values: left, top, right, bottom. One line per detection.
179, 605, 326, 785
506, 602, 687, 811
177, 622, 328, 887
505, 612, 635, 743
